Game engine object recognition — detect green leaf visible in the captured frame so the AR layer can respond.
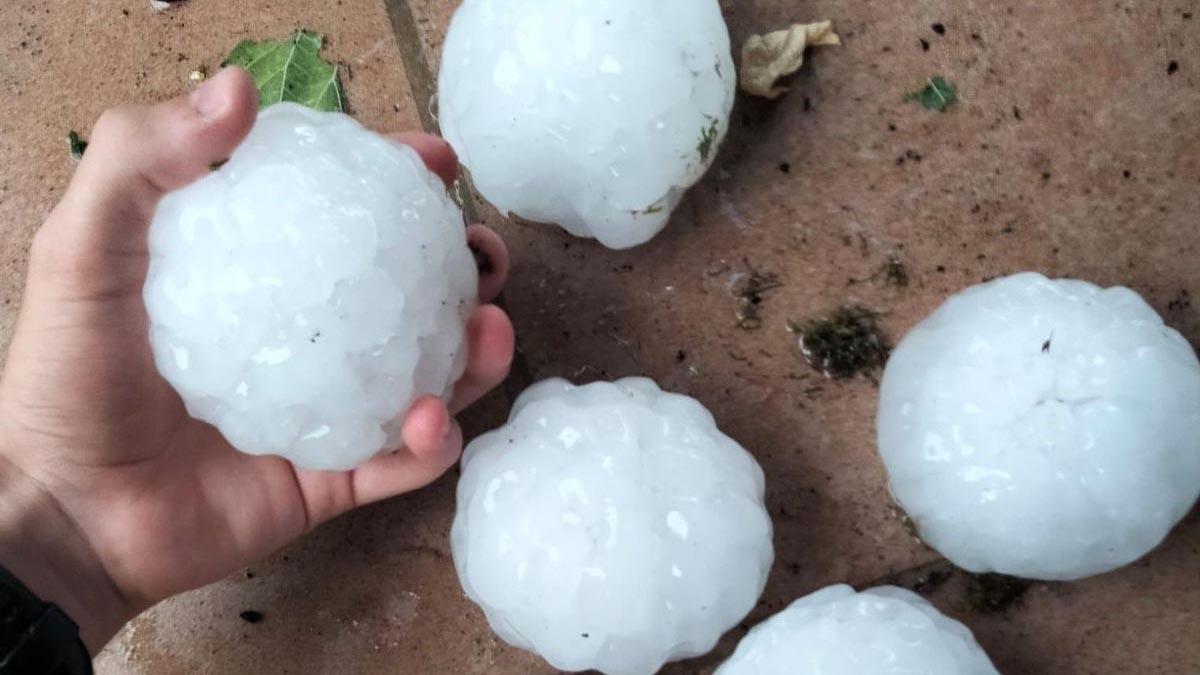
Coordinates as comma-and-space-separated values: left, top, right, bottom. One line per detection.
222, 29, 345, 112
905, 76, 958, 112
67, 131, 88, 160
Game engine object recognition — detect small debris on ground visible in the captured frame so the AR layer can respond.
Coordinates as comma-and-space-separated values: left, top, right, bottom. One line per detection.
966, 573, 1032, 614
878, 257, 909, 287
735, 267, 783, 330
905, 76, 958, 112
895, 149, 923, 166
150, 0, 187, 10
1167, 289, 1191, 314
889, 504, 921, 540
189, 65, 207, 83
67, 131, 88, 160
238, 610, 265, 624
697, 116, 719, 162
911, 567, 953, 595
790, 306, 888, 378
740, 21, 840, 99
848, 257, 911, 288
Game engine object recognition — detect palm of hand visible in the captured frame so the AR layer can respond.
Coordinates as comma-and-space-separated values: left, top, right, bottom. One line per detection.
5, 271, 323, 607
0, 69, 513, 618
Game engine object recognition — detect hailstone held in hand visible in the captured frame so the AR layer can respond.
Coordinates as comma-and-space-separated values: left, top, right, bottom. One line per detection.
716, 585, 999, 675
144, 103, 478, 471
451, 378, 774, 675
878, 272, 1200, 580
438, 0, 736, 249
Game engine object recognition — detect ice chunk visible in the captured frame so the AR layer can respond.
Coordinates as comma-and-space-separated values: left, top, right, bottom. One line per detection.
438, 0, 736, 249
878, 272, 1200, 580
451, 378, 774, 674
717, 584, 998, 675
144, 103, 477, 471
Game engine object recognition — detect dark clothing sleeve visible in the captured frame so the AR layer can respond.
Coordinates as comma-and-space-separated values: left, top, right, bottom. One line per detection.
0, 566, 92, 675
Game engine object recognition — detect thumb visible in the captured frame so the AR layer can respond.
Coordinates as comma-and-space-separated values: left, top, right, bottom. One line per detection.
52, 67, 259, 246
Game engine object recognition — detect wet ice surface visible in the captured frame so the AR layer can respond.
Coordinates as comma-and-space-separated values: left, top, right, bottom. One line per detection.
716, 585, 999, 675
451, 378, 773, 675
144, 104, 477, 471
438, 0, 735, 249
878, 272, 1200, 580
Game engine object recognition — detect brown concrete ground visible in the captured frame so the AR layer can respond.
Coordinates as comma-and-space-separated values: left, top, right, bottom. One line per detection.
0, 0, 1197, 673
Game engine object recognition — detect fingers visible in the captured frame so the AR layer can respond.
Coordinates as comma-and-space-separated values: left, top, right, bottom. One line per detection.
467, 225, 510, 303
450, 304, 515, 414
383, 136, 510, 304
349, 397, 463, 506
386, 135, 512, 302
388, 132, 459, 188
314, 304, 514, 511
26, 67, 258, 303
387, 138, 512, 412
58, 68, 259, 232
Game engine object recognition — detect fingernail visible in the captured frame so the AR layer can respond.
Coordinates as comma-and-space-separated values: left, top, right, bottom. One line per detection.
190, 70, 227, 119
441, 417, 454, 440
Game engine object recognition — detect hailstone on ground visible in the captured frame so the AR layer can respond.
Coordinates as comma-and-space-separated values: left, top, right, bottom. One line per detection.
878, 272, 1200, 580
144, 103, 478, 471
451, 378, 774, 675
438, 0, 736, 249
716, 585, 999, 675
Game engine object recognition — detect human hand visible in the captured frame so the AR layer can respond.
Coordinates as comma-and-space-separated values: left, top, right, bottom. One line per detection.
0, 68, 514, 651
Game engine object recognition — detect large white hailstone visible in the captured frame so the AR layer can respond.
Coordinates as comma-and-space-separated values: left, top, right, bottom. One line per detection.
144, 103, 478, 471
438, 0, 736, 250
878, 272, 1200, 580
716, 585, 999, 675
451, 378, 774, 675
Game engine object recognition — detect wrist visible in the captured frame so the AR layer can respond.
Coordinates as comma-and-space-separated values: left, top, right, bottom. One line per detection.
0, 454, 132, 653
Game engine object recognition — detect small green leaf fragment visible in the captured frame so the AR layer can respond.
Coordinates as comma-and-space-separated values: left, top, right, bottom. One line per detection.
223, 29, 345, 112
905, 76, 958, 112
67, 131, 88, 160
791, 306, 888, 378
697, 117, 720, 163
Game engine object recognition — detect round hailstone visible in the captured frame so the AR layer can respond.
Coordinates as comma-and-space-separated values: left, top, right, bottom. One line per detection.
438, 0, 736, 250
878, 272, 1200, 580
451, 378, 774, 675
144, 103, 478, 471
716, 585, 999, 675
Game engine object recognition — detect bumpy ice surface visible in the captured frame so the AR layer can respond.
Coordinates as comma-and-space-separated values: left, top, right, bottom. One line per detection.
438, 0, 736, 249
878, 272, 1200, 580
144, 103, 478, 471
716, 585, 999, 675
451, 378, 773, 675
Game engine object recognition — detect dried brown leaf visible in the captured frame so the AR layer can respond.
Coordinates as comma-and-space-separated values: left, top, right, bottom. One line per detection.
740, 21, 841, 99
